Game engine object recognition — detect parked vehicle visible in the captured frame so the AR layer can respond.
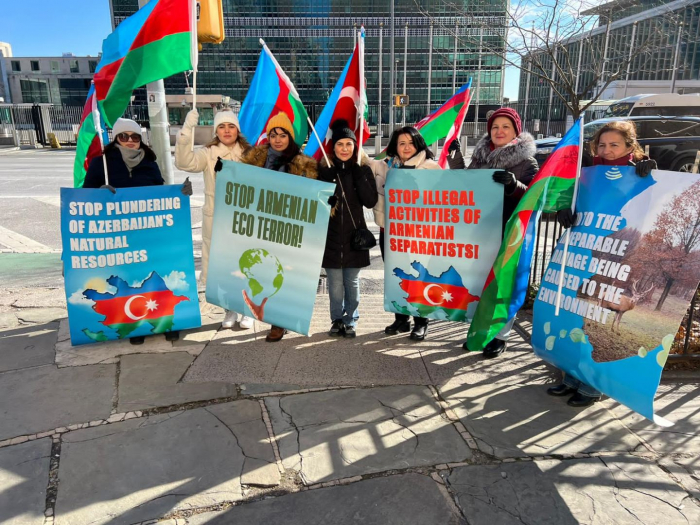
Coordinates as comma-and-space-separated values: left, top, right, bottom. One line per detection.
535, 116, 700, 172
604, 93, 700, 118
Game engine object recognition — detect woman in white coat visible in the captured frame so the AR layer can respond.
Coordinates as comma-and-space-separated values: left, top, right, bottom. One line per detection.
174, 109, 254, 329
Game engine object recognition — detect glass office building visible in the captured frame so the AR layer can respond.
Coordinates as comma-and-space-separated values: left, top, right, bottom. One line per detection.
110, 0, 507, 127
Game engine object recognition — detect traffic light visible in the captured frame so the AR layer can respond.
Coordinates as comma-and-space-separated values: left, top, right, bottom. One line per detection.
197, 0, 225, 45
394, 95, 409, 107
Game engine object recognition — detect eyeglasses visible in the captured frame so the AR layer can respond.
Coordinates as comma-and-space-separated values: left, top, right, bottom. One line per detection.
117, 133, 141, 142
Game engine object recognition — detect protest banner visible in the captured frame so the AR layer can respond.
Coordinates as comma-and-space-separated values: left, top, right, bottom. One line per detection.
61, 185, 201, 346
533, 166, 700, 424
383, 169, 504, 322
206, 162, 334, 335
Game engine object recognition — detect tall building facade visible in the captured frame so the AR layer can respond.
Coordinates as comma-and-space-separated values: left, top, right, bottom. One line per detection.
518, 0, 700, 122
110, 0, 507, 128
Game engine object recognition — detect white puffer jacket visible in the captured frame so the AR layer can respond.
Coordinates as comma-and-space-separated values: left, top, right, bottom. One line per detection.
174, 123, 246, 282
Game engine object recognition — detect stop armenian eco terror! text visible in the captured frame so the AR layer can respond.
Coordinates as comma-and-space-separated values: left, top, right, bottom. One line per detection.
224, 181, 319, 248
388, 189, 482, 258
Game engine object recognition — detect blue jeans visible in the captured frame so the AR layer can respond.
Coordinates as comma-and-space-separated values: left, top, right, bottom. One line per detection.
326, 267, 361, 327
563, 373, 602, 398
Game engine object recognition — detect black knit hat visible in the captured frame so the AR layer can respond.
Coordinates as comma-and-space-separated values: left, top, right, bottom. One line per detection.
330, 119, 356, 145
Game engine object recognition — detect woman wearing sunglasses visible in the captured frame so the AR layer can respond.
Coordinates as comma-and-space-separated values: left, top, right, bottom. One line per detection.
83, 118, 189, 346
84, 118, 164, 189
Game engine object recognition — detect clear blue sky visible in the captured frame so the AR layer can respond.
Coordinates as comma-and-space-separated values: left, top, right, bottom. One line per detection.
1, 1, 520, 100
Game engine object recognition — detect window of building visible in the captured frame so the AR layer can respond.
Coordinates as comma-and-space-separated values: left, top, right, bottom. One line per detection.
11, 60, 20, 72
89, 60, 98, 73
51, 60, 60, 73
20, 79, 50, 103
59, 78, 91, 105
30, 60, 40, 72
70, 60, 79, 73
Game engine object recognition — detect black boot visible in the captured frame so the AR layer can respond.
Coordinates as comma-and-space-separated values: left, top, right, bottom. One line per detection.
410, 318, 429, 341
130, 336, 145, 345
385, 315, 411, 335
482, 338, 506, 359
547, 384, 576, 397
567, 392, 601, 408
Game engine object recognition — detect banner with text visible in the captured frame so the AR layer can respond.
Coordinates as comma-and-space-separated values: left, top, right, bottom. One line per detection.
206, 162, 334, 335
533, 166, 700, 424
384, 169, 504, 321
61, 185, 201, 346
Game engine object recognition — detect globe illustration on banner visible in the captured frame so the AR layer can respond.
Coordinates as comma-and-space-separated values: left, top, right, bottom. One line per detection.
239, 248, 284, 299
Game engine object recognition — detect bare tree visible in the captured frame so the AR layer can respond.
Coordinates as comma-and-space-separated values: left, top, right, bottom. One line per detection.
415, 0, 690, 119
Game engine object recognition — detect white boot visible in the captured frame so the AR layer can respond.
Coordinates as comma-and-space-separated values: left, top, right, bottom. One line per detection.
222, 310, 238, 329
239, 315, 254, 329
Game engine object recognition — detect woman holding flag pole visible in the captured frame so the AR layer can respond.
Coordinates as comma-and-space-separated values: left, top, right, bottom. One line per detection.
548, 119, 656, 408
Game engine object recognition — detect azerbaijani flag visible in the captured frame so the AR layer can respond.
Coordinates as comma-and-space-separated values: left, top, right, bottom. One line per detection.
83, 273, 188, 339
465, 118, 583, 350
93, 0, 197, 126
392, 262, 480, 321
73, 83, 108, 188
436, 81, 472, 168
304, 27, 370, 161
239, 41, 309, 147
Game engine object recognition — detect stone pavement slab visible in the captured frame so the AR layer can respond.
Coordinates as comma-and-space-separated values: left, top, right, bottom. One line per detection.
446, 457, 700, 525
0, 321, 57, 372
55, 318, 205, 368
181, 473, 465, 525
659, 456, 700, 501
609, 382, 700, 456
117, 352, 237, 412
439, 378, 641, 458
265, 385, 472, 485
0, 438, 51, 525
54, 400, 276, 525
0, 364, 115, 441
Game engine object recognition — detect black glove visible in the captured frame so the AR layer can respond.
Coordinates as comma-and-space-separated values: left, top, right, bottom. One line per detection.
492, 170, 516, 191
214, 157, 223, 172
556, 209, 575, 229
100, 184, 116, 194
181, 177, 193, 196
634, 158, 656, 178
327, 195, 338, 207
448, 139, 460, 153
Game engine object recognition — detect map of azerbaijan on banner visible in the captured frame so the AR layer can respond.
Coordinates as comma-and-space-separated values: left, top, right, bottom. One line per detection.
206, 162, 334, 335
61, 185, 201, 346
384, 169, 504, 322
533, 166, 700, 425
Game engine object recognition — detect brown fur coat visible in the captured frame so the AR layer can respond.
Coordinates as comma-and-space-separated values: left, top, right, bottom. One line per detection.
241, 144, 318, 179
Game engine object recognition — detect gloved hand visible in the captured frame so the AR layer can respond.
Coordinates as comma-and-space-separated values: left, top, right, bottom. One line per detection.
327, 195, 338, 207
492, 170, 516, 191
184, 109, 199, 127
100, 184, 116, 194
556, 209, 575, 229
634, 158, 657, 177
448, 139, 460, 153
181, 177, 193, 196
214, 157, 223, 172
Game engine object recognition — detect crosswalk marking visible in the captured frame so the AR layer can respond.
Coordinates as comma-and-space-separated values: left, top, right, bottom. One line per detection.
0, 225, 59, 253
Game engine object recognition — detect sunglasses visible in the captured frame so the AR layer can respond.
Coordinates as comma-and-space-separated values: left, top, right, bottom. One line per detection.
117, 133, 141, 142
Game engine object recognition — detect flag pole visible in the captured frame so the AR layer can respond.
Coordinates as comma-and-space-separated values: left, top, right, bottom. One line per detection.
92, 84, 110, 187
554, 117, 585, 316
190, 0, 199, 152
358, 27, 365, 157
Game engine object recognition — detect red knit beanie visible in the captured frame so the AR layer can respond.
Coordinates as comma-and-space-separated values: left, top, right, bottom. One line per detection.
487, 107, 523, 136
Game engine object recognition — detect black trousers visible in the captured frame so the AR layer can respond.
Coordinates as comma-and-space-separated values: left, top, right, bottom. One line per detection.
379, 229, 428, 327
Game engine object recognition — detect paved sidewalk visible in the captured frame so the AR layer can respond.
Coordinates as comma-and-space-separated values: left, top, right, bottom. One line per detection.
1, 285, 699, 525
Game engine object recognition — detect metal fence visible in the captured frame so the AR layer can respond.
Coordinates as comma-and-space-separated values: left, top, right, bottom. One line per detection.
528, 213, 700, 360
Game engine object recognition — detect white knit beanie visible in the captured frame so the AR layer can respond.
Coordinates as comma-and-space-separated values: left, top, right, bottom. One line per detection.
213, 110, 240, 132
112, 118, 141, 137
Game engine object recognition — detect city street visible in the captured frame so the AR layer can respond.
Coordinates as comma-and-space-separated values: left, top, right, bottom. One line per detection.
1, 147, 699, 524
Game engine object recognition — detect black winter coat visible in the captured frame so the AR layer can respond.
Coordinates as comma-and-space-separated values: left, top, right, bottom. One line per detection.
467, 132, 539, 228
319, 160, 378, 269
83, 148, 164, 188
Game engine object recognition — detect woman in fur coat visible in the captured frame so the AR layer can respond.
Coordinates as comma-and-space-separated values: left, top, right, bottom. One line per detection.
240, 112, 318, 342
465, 107, 539, 359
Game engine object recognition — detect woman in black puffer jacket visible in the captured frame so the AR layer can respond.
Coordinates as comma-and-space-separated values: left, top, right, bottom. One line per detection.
318, 120, 378, 338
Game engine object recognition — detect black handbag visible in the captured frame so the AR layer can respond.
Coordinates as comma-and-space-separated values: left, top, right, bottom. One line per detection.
336, 174, 377, 251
